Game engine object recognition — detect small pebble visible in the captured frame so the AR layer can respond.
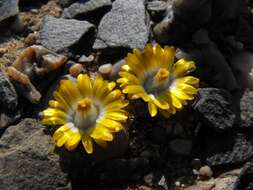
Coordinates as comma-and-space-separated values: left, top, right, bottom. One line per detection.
78, 54, 94, 63
24, 33, 37, 45
0, 48, 7, 56
199, 166, 213, 179
185, 185, 204, 190
98, 63, 113, 75
144, 173, 154, 185
69, 63, 83, 77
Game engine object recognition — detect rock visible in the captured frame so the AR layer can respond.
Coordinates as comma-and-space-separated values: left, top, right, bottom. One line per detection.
196, 181, 215, 190
146, 0, 169, 21
194, 88, 236, 131
93, 0, 150, 51
98, 63, 113, 75
214, 176, 237, 190
236, 17, 253, 52
78, 54, 94, 64
0, 111, 21, 129
234, 164, 253, 190
240, 89, 253, 128
204, 132, 253, 166
0, 72, 18, 111
62, 0, 112, 24
169, 139, 192, 156
199, 166, 213, 179
0, 0, 19, 23
59, 0, 77, 8
89, 157, 150, 185
231, 51, 253, 90
38, 16, 95, 52
185, 185, 204, 190
109, 59, 125, 80
0, 119, 69, 189
158, 176, 168, 190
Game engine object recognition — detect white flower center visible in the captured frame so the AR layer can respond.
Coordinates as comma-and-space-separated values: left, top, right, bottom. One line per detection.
73, 98, 99, 132
143, 68, 172, 96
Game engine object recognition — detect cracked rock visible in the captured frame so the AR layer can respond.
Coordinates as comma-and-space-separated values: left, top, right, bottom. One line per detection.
204, 132, 253, 166
194, 88, 236, 131
0, 119, 69, 190
38, 16, 95, 52
0, 0, 19, 23
93, 0, 150, 51
62, 0, 112, 24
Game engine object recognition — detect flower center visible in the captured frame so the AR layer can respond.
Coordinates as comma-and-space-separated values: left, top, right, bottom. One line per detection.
74, 98, 99, 132
153, 68, 169, 83
143, 68, 171, 95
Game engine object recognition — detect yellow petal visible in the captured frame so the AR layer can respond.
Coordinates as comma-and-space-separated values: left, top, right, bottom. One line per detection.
56, 134, 68, 147
49, 100, 67, 111
105, 99, 129, 111
65, 132, 81, 151
53, 124, 71, 141
42, 117, 65, 125
172, 59, 196, 77
122, 85, 145, 94
170, 88, 193, 100
53, 91, 70, 110
58, 80, 81, 106
148, 102, 158, 117
104, 111, 128, 121
42, 108, 68, 120
162, 46, 175, 69
118, 72, 140, 85
171, 93, 182, 109
77, 74, 92, 97
82, 134, 93, 154
176, 82, 198, 95
90, 125, 114, 141
103, 89, 123, 104
97, 118, 123, 132
92, 74, 104, 97
153, 97, 170, 109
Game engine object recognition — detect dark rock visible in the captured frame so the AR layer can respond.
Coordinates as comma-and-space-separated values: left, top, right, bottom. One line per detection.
0, 72, 18, 111
93, 0, 150, 51
230, 52, 253, 90
240, 89, 253, 129
169, 139, 192, 156
89, 157, 150, 185
62, 0, 112, 24
236, 17, 253, 52
194, 88, 236, 131
204, 132, 253, 166
0, 119, 69, 189
0, 111, 21, 129
59, 0, 77, 8
146, 0, 169, 22
0, 0, 19, 23
38, 16, 95, 52
234, 164, 253, 190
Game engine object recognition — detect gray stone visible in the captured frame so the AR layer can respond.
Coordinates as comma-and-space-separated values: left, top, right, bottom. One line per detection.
38, 16, 95, 52
194, 88, 236, 131
205, 132, 253, 166
0, 111, 20, 129
230, 52, 253, 90
59, 0, 77, 8
234, 164, 253, 190
0, 119, 69, 190
0, 0, 19, 23
0, 72, 18, 111
62, 0, 112, 21
93, 0, 150, 51
240, 89, 253, 129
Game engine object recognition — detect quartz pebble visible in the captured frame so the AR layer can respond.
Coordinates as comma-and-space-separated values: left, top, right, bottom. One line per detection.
98, 63, 113, 75
199, 166, 213, 179
69, 63, 83, 77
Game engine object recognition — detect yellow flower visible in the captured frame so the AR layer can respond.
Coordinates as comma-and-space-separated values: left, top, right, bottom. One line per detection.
41, 74, 129, 154
117, 44, 199, 118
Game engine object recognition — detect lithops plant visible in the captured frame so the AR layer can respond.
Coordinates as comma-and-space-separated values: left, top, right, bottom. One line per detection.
6, 45, 67, 103
117, 44, 199, 118
41, 74, 129, 156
